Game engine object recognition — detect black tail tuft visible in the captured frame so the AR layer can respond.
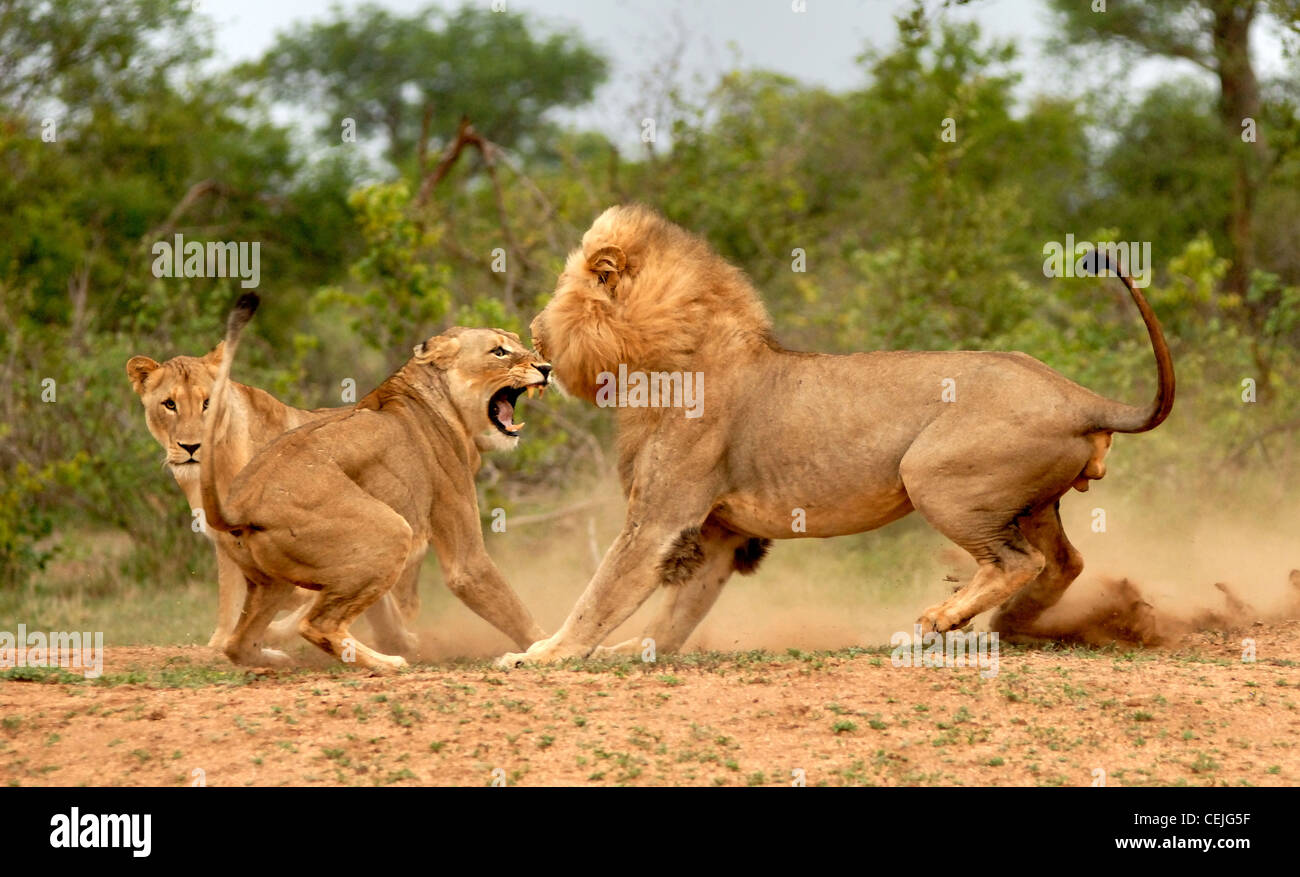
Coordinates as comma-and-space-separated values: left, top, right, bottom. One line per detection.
234, 292, 260, 315
227, 293, 260, 335
1080, 247, 1127, 279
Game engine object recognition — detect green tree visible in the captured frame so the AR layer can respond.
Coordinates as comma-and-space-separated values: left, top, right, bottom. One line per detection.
1093, 79, 1234, 258
1049, 0, 1300, 299
0, 0, 203, 115
0, 0, 354, 587
247, 3, 608, 166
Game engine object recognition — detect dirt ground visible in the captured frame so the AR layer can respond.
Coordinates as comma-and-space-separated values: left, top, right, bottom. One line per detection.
3, 615, 1298, 787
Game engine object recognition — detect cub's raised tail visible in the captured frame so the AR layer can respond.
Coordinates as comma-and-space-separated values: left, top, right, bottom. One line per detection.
199, 293, 259, 533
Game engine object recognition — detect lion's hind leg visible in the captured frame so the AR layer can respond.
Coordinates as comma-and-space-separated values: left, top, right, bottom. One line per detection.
902, 423, 1091, 633
915, 528, 1045, 634
362, 565, 421, 658
299, 585, 409, 674
293, 500, 414, 674
223, 578, 299, 668
989, 501, 1084, 636
903, 477, 1049, 634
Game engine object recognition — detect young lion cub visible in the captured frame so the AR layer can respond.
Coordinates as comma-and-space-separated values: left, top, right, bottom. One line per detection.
201, 294, 551, 671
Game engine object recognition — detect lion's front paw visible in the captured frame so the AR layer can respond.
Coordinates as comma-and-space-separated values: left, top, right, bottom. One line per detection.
241, 647, 292, 668
368, 654, 409, 676
589, 637, 642, 659
916, 606, 964, 634
495, 635, 568, 669
495, 651, 530, 670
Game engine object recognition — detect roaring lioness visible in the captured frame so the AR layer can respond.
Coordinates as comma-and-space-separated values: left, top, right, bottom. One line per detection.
201, 294, 550, 671
126, 345, 420, 653
499, 204, 1174, 667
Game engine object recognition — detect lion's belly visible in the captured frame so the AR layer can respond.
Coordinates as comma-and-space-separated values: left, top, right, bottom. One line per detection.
713, 485, 913, 539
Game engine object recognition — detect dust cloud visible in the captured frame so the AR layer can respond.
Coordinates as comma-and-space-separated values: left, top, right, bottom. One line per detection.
396, 479, 1300, 659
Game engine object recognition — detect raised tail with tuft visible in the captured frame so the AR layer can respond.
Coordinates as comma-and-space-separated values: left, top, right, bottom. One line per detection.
199, 293, 260, 533
1086, 250, 1175, 434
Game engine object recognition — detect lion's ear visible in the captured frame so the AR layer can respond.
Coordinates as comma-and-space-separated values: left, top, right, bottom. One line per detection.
588, 245, 626, 292
126, 355, 160, 394
203, 340, 225, 367
413, 335, 461, 368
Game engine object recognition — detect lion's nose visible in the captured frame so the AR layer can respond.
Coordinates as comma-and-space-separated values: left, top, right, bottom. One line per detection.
179, 442, 200, 456
535, 364, 552, 383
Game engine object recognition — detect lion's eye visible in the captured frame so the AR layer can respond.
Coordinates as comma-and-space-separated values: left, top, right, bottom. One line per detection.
163, 399, 176, 411
490, 346, 509, 357
202, 399, 209, 411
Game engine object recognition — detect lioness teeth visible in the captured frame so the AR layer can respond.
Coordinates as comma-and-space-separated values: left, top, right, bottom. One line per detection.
510, 422, 525, 432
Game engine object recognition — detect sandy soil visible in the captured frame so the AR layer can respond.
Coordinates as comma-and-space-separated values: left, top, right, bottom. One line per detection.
3, 616, 1298, 787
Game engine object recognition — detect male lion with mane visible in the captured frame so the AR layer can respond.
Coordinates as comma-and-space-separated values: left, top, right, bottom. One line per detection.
126, 344, 418, 653
499, 204, 1173, 667
202, 294, 551, 672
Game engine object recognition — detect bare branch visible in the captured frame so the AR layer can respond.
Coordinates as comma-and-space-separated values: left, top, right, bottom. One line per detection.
415, 117, 530, 309
416, 101, 435, 175
140, 179, 229, 248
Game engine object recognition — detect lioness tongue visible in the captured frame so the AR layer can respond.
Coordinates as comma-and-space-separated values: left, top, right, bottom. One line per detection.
495, 397, 514, 429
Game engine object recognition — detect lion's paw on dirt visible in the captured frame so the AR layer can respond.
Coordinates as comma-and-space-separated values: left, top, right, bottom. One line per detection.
495, 651, 530, 670
366, 658, 408, 677
233, 647, 292, 668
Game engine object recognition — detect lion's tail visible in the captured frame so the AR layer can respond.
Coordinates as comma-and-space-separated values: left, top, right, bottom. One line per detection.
200, 293, 259, 533
1086, 251, 1175, 434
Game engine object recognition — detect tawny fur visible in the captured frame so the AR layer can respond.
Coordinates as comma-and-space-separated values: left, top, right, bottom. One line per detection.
126, 346, 419, 653
199, 297, 550, 672
500, 203, 1174, 667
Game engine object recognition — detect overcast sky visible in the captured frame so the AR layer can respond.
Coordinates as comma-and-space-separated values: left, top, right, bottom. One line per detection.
204, 0, 1054, 85
200, 0, 1289, 145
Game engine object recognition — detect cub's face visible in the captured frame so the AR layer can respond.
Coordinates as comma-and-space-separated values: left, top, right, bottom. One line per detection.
412, 327, 551, 452
126, 344, 222, 482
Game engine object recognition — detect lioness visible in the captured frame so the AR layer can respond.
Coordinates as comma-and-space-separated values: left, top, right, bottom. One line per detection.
126, 345, 419, 653
499, 204, 1174, 666
201, 294, 550, 671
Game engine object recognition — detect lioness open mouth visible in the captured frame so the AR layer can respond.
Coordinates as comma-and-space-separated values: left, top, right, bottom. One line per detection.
489, 383, 545, 436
